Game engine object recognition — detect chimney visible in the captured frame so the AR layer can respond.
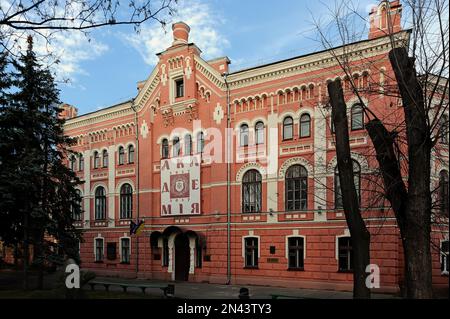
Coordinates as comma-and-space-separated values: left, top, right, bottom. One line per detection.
59, 103, 78, 120
172, 22, 190, 46
368, 0, 402, 39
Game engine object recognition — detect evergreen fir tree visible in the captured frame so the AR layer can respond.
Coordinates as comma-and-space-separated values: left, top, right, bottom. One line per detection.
1, 36, 82, 289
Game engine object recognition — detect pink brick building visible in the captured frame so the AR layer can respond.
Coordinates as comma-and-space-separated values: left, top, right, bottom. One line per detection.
59, 0, 448, 293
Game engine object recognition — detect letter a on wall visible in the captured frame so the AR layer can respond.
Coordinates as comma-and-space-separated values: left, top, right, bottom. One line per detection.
161, 155, 201, 216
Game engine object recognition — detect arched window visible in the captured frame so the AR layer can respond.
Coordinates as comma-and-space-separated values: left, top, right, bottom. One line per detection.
335, 160, 361, 209
255, 122, 264, 145
102, 150, 108, 168
95, 186, 106, 220
351, 104, 364, 130
128, 145, 135, 164
299, 114, 311, 138
93, 151, 100, 169
197, 132, 205, 154
70, 155, 76, 171
120, 184, 133, 219
283, 116, 293, 140
285, 165, 308, 211
173, 137, 180, 157
161, 139, 169, 159
439, 115, 449, 144
184, 134, 192, 155
240, 124, 249, 147
242, 170, 262, 213
118, 146, 125, 165
72, 189, 82, 221
79, 154, 84, 171
439, 170, 449, 216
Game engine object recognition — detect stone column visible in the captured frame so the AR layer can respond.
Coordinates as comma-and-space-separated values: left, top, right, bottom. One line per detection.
189, 237, 196, 274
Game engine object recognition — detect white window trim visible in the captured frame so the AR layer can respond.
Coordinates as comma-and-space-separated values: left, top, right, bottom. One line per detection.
285, 234, 307, 262
335, 229, 351, 260
440, 238, 449, 275
94, 234, 104, 261
242, 234, 260, 267
119, 234, 131, 263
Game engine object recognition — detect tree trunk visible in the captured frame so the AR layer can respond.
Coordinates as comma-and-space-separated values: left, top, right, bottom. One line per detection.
328, 79, 371, 299
389, 47, 433, 298
23, 212, 29, 291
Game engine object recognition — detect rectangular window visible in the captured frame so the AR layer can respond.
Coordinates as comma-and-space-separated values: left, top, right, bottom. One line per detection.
175, 79, 184, 98
338, 237, 353, 272
288, 237, 304, 270
121, 238, 130, 264
441, 240, 449, 275
95, 238, 104, 262
244, 237, 258, 268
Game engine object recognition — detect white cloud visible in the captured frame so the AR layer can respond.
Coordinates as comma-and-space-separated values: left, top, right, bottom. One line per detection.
124, 0, 229, 65
0, 0, 108, 80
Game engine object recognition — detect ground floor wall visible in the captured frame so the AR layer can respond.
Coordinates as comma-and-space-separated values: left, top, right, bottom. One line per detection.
75, 218, 449, 294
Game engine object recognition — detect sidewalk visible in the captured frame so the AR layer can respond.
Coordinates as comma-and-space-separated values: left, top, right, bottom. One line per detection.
92, 276, 399, 299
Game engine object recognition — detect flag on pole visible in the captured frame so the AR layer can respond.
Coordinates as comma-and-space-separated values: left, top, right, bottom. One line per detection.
135, 220, 145, 235
130, 220, 144, 235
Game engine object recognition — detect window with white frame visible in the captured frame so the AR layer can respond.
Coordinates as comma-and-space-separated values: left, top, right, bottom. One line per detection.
338, 237, 353, 272
288, 237, 305, 270
161, 139, 169, 159
95, 238, 104, 262
285, 165, 308, 211
283, 116, 293, 140
120, 184, 133, 219
441, 240, 449, 275
118, 146, 125, 165
351, 104, 364, 130
102, 150, 108, 168
196, 132, 205, 154
128, 145, 135, 164
70, 155, 76, 171
175, 78, 184, 98
244, 237, 259, 268
242, 170, 262, 213
173, 136, 181, 157
79, 154, 84, 171
184, 134, 192, 155
240, 124, 249, 146
255, 121, 265, 145
335, 160, 361, 209
71, 189, 82, 221
121, 238, 131, 264
299, 114, 311, 138
93, 151, 100, 169
95, 186, 107, 220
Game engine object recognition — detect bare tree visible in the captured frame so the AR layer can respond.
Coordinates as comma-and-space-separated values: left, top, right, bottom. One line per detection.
312, 0, 449, 298
328, 79, 371, 299
0, 0, 177, 57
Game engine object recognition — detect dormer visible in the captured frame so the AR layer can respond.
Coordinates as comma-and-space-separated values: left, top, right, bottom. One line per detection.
369, 0, 402, 39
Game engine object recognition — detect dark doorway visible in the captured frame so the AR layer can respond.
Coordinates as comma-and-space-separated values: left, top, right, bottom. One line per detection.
174, 233, 190, 281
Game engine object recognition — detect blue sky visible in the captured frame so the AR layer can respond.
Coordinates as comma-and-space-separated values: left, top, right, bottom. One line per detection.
57, 0, 378, 115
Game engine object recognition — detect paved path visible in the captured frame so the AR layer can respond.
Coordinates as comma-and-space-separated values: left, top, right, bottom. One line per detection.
91, 276, 398, 299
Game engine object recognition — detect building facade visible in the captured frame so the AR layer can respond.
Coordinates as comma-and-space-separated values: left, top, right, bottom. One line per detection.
60, 0, 448, 293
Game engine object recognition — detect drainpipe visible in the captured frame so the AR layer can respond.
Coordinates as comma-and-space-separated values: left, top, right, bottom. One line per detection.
131, 99, 140, 276
223, 73, 231, 285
